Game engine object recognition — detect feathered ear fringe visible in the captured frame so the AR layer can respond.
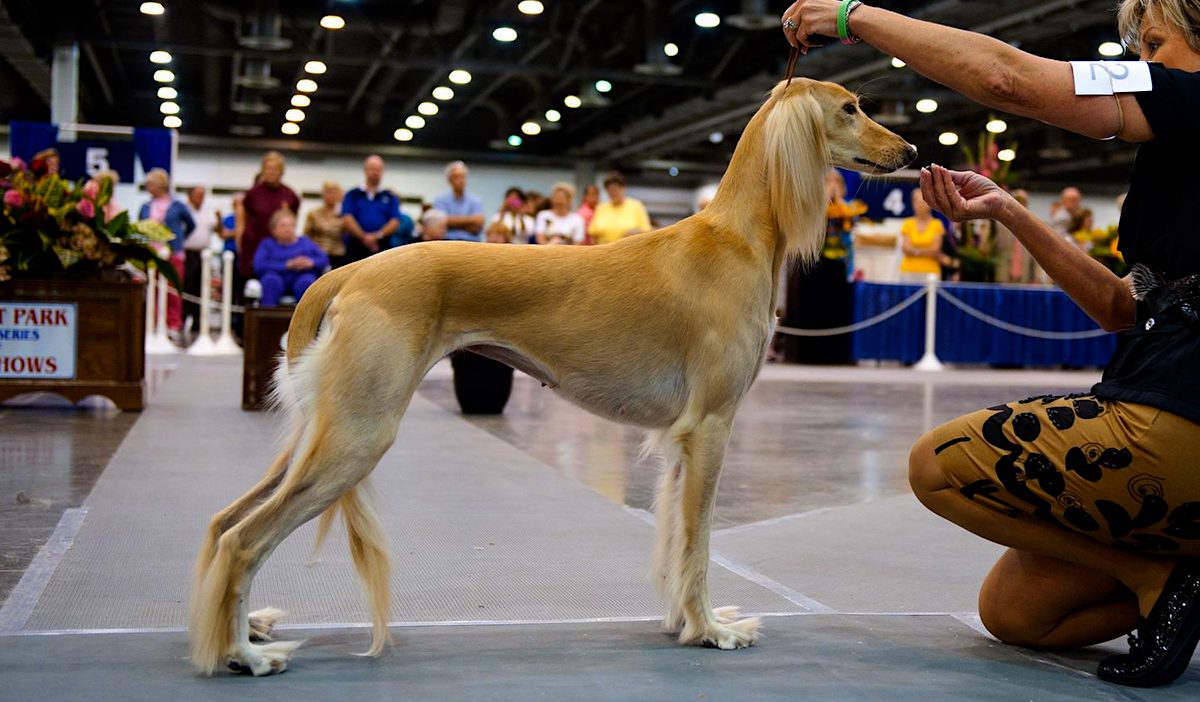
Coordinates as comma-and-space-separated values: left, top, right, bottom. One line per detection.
764, 89, 830, 264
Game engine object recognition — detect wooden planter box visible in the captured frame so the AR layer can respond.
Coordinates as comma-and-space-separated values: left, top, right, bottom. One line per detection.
242, 305, 294, 411
0, 278, 146, 410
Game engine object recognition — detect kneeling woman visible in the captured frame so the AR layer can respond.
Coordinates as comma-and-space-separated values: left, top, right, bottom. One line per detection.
781, 0, 1200, 688
253, 209, 329, 307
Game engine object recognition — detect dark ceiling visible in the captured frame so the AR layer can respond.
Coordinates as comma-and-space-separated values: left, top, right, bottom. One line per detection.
0, 0, 1136, 191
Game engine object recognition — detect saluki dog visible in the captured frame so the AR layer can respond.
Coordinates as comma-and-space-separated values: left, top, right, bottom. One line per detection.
189, 78, 916, 676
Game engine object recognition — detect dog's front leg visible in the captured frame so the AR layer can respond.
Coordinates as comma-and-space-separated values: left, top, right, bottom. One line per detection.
664, 414, 761, 650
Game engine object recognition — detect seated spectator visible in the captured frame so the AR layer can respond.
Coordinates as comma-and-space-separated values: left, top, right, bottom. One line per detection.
488, 187, 535, 244
421, 209, 449, 241
253, 210, 328, 306
588, 173, 651, 245
305, 181, 347, 267
536, 182, 586, 245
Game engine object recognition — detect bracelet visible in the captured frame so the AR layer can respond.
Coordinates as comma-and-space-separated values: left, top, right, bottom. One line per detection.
838, 0, 864, 45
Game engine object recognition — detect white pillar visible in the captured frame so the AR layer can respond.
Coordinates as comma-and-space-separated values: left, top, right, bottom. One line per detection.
51, 42, 79, 132
914, 273, 944, 372
212, 251, 241, 354
189, 253, 219, 354
146, 269, 177, 354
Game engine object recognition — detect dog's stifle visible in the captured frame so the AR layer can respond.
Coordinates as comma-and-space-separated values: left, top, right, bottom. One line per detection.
187, 79, 916, 676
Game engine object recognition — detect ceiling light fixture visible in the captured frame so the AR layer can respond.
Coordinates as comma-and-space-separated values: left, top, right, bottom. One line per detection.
290, 94, 311, 107
394, 128, 414, 142
915, 98, 938, 113
150, 50, 172, 64
493, 27, 518, 42
695, 12, 721, 28
521, 121, 541, 136
418, 101, 439, 116
281, 122, 300, 135
594, 79, 612, 93
160, 101, 180, 115
664, 42, 679, 57
154, 69, 175, 82
938, 131, 959, 146
285, 108, 305, 122
545, 109, 561, 122
449, 69, 472, 85
564, 95, 582, 108
405, 115, 426, 129
508, 135, 523, 147
518, 0, 544, 15
891, 57, 905, 68
297, 79, 318, 92
669, 166, 679, 177
140, 2, 164, 15
304, 60, 327, 74
986, 118, 1008, 133
162, 115, 182, 129
157, 86, 178, 100
320, 15, 346, 30
1099, 41, 1124, 57
709, 132, 724, 144
432, 86, 455, 101
997, 148, 1016, 162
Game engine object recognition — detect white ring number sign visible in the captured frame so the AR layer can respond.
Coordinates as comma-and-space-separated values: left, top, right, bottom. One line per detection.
1070, 60, 1152, 96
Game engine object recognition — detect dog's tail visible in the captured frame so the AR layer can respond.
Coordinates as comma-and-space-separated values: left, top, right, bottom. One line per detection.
340, 482, 392, 656
284, 263, 359, 366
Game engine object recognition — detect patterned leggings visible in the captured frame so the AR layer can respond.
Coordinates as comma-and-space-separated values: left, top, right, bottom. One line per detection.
931, 394, 1200, 555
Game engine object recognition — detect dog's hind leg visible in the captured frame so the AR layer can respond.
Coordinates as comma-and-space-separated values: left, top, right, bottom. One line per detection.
666, 414, 761, 650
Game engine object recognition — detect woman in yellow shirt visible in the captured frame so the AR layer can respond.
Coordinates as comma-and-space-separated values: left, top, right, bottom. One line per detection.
899, 189, 945, 281
587, 173, 651, 245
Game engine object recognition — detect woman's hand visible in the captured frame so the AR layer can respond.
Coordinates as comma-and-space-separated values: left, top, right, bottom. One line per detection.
781, 0, 841, 50
920, 165, 1013, 223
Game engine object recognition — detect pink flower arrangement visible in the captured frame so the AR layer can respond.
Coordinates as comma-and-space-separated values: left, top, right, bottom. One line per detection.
82, 179, 100, 201
3, 189, 23, 208
77, 197, 96, 219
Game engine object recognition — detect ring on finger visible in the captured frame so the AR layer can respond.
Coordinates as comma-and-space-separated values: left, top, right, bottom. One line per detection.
783, 17, 798, 29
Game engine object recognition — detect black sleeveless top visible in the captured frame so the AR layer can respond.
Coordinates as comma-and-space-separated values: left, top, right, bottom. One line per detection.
1092, 64, 1200, 423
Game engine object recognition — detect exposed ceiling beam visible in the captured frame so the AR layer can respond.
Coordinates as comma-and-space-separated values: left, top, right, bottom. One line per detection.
346, 29, 404, 113
80, 43, 114, 107
0, 3, 52, 105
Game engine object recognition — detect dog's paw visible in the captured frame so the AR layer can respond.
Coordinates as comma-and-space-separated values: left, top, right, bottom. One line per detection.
227, 640, 303, 677
689, 613, 761, 650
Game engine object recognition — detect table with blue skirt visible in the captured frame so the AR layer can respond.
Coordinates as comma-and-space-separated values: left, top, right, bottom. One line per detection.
849, 281, 1117, 368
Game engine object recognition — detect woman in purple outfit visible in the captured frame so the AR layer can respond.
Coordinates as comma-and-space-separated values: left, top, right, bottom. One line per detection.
253, 209, 329, 307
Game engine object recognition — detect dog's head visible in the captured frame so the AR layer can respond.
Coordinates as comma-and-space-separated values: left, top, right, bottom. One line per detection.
761, 78, 916, 259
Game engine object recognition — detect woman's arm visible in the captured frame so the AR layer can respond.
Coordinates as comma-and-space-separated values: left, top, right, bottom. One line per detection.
782, 1, 1152, 142
922, 165, 1135, 331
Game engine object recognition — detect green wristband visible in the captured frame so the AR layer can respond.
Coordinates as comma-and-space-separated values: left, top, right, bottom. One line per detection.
838, 0, 862, 44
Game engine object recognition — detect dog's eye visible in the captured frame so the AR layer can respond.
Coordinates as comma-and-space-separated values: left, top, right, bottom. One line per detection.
843, 103, 858, 115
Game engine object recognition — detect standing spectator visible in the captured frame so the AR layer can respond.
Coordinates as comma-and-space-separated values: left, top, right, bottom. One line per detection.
577, 183, 601, 234
304, 181, 348, 268
343, 154, 412, 262
1048, 186, 1085, 244
898, 189, 945, 281
238, 151, 300, 281
433, 161, 484, 242
420, 209, 449, 241
32, 148, 60, 177
182, 185, 220, 335
139, 168, 194, 335
487, 187, 535, 244
587, 173, 651, 245
253, 210, 328, 306
536, 182, 586, 245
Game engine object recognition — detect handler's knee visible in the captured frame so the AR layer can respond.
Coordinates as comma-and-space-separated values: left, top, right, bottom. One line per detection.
907, 430, 948, 504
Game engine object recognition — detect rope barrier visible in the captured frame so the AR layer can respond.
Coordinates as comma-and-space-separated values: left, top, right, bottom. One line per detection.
775, 287, 927, 337
178, 290, 248, 314
935, 288, 1112, 340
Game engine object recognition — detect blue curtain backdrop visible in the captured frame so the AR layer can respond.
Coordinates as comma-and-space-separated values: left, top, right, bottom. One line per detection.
850, 281, 1118, 367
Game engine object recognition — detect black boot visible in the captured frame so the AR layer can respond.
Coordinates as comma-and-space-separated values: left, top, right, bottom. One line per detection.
1097, 558, 1200, 687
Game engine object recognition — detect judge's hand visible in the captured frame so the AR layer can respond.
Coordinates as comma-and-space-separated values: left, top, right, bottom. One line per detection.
920, 165, 1013, 223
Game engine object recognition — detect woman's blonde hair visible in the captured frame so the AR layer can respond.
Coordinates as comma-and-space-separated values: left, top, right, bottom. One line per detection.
1118, 0, 1200, 53
549, 181, 576, 202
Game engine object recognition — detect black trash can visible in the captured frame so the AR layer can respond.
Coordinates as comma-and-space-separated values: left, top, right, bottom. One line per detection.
450, 350, 514, 415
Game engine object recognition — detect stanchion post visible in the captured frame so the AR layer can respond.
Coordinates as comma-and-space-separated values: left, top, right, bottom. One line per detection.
143, 268, 156, 351
212, 250, 241, 354
190, 252, 219, 355
146, 268, 177, 354
914, 273, 944, 372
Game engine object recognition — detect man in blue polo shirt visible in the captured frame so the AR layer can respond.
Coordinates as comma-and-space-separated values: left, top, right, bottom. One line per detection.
432, 160, 484, 242
342, 154, 414, 262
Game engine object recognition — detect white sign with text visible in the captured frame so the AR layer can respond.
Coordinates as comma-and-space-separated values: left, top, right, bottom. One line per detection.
0, 302, 77, 379
1070, 61, 1153, 95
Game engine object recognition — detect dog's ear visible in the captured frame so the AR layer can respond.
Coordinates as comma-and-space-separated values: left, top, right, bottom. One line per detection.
764, 89, 829, 263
